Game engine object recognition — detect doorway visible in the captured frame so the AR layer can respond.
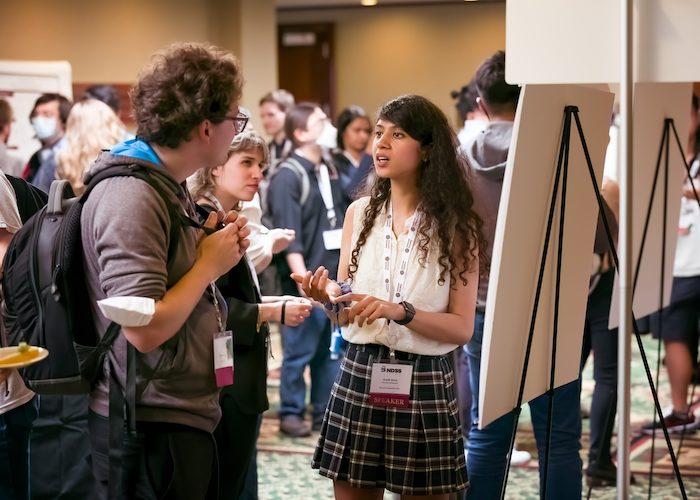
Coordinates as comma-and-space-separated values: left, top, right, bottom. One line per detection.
278, 23, 336, 118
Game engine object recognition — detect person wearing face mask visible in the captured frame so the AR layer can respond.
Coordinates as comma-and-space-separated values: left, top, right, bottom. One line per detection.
0, 99, 25, 177
451, 79, 488, 147
21, 93, 72, 190
267, 102, 350, 437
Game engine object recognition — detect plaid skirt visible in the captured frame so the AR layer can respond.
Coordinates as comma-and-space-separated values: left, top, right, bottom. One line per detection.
311, 343, 468, 495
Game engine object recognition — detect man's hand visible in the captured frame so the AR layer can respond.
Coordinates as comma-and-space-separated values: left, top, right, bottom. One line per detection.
196, 211, 251, 281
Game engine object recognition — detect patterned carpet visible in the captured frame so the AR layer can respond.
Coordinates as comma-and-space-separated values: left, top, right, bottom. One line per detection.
255, 330, 700, 499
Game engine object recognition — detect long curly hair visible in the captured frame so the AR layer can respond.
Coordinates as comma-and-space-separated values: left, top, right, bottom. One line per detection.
348, 94, 487, 287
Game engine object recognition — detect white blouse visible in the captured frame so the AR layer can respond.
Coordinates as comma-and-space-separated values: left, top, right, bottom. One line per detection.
342, 197, 458, 355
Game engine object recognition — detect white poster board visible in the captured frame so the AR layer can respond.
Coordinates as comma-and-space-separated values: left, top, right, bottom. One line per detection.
608, 82, 693, 329
506, 1, 700, 84
0, 61, 73, 165
479, 84, 614, 428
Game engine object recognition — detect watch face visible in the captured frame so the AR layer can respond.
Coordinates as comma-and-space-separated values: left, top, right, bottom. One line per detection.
398, 301, 415, 325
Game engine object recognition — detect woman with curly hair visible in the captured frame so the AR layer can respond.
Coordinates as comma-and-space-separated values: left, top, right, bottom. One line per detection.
295, 94, 485, 499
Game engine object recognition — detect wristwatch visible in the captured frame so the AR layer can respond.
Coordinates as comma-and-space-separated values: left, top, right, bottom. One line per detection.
394, 301, 416, 325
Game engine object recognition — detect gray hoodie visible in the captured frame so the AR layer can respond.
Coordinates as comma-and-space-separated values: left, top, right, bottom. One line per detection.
461, 121, 513, 312
81, 145, 222, 433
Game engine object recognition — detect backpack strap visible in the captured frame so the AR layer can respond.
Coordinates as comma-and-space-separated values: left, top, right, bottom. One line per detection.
79, 166, 195, 499
6, 174, 48, 223
82, 164, 200, 265
279, 158, 310, 207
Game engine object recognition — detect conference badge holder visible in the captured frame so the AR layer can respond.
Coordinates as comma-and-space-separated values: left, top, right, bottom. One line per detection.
211, 284, 234, 387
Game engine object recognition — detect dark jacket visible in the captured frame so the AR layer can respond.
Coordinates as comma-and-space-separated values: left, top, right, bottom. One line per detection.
200, 203, 270, 415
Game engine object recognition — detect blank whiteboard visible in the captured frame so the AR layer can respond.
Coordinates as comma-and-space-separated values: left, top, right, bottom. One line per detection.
608, 82, 693, 329
506, 1, 700, 84
0, 60, 73, 165
479, 84, 614, 428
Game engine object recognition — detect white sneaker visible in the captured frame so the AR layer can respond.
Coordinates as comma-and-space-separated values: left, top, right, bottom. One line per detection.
509, 447, 532, 466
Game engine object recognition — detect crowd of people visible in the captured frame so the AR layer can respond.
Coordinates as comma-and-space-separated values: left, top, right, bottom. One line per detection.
0, 42, 697, 500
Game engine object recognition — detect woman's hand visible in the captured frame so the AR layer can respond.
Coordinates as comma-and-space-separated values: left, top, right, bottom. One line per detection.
280, 298, 313, 327
335, 293, 405, 327
269, 228, 295, 254
291, 266, 341, 303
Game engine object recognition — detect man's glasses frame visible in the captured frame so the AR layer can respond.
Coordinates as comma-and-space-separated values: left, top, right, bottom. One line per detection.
221, 112, 249, 134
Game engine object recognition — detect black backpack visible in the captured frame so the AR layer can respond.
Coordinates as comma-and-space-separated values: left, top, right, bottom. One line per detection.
6, 174, 48, 223
1, 163, 184, 394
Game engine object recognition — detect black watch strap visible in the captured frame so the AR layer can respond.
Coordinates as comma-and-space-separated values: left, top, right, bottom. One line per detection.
394, 301, 416, 326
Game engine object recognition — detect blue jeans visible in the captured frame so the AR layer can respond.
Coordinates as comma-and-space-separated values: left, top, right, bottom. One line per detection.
465, 312, 582, 499
0, 396, 38, 500
279, 307, 341, 421
455, 347, 472, 439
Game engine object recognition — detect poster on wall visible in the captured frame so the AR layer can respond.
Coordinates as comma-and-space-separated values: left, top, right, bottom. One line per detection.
0, 60, 73, 167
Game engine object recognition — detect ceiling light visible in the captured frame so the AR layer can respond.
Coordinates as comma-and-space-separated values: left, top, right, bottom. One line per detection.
361, 0, 377, 6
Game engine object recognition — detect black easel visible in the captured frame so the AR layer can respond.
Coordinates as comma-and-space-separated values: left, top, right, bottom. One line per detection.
632, 118, 700, 500
498, 107, 690, 500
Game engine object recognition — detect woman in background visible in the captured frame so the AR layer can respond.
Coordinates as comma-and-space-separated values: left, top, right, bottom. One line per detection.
54, 98, 125, 194
332, 105, 373, 200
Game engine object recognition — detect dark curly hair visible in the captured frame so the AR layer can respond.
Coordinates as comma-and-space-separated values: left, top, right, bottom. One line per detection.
348, 95, 487, 287
131, 43, 244, 148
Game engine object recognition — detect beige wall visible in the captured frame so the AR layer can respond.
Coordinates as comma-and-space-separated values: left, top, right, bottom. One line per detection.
0, 0, 276, 128
0, 1, 505, 130
279, 3, 505, 128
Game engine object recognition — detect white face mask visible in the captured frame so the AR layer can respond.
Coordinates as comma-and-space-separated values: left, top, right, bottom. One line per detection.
32, 116, 58, 141
316, 121, 338, 149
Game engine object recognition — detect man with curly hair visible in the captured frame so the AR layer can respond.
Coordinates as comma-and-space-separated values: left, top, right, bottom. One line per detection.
81, 43, 250, 499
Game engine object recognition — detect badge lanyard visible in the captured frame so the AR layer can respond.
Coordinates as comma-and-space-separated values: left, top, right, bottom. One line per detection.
317, 164, 337, 228
382, 203, 421, 362
210, 283, 225, 332
210, 283, 234, 387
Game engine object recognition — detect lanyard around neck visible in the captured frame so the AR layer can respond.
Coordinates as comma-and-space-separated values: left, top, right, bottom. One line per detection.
317, 163, 337, 227
382, 202, 421, 304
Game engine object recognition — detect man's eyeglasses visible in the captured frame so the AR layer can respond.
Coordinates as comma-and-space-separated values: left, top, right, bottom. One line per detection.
221, 112, 249, 134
